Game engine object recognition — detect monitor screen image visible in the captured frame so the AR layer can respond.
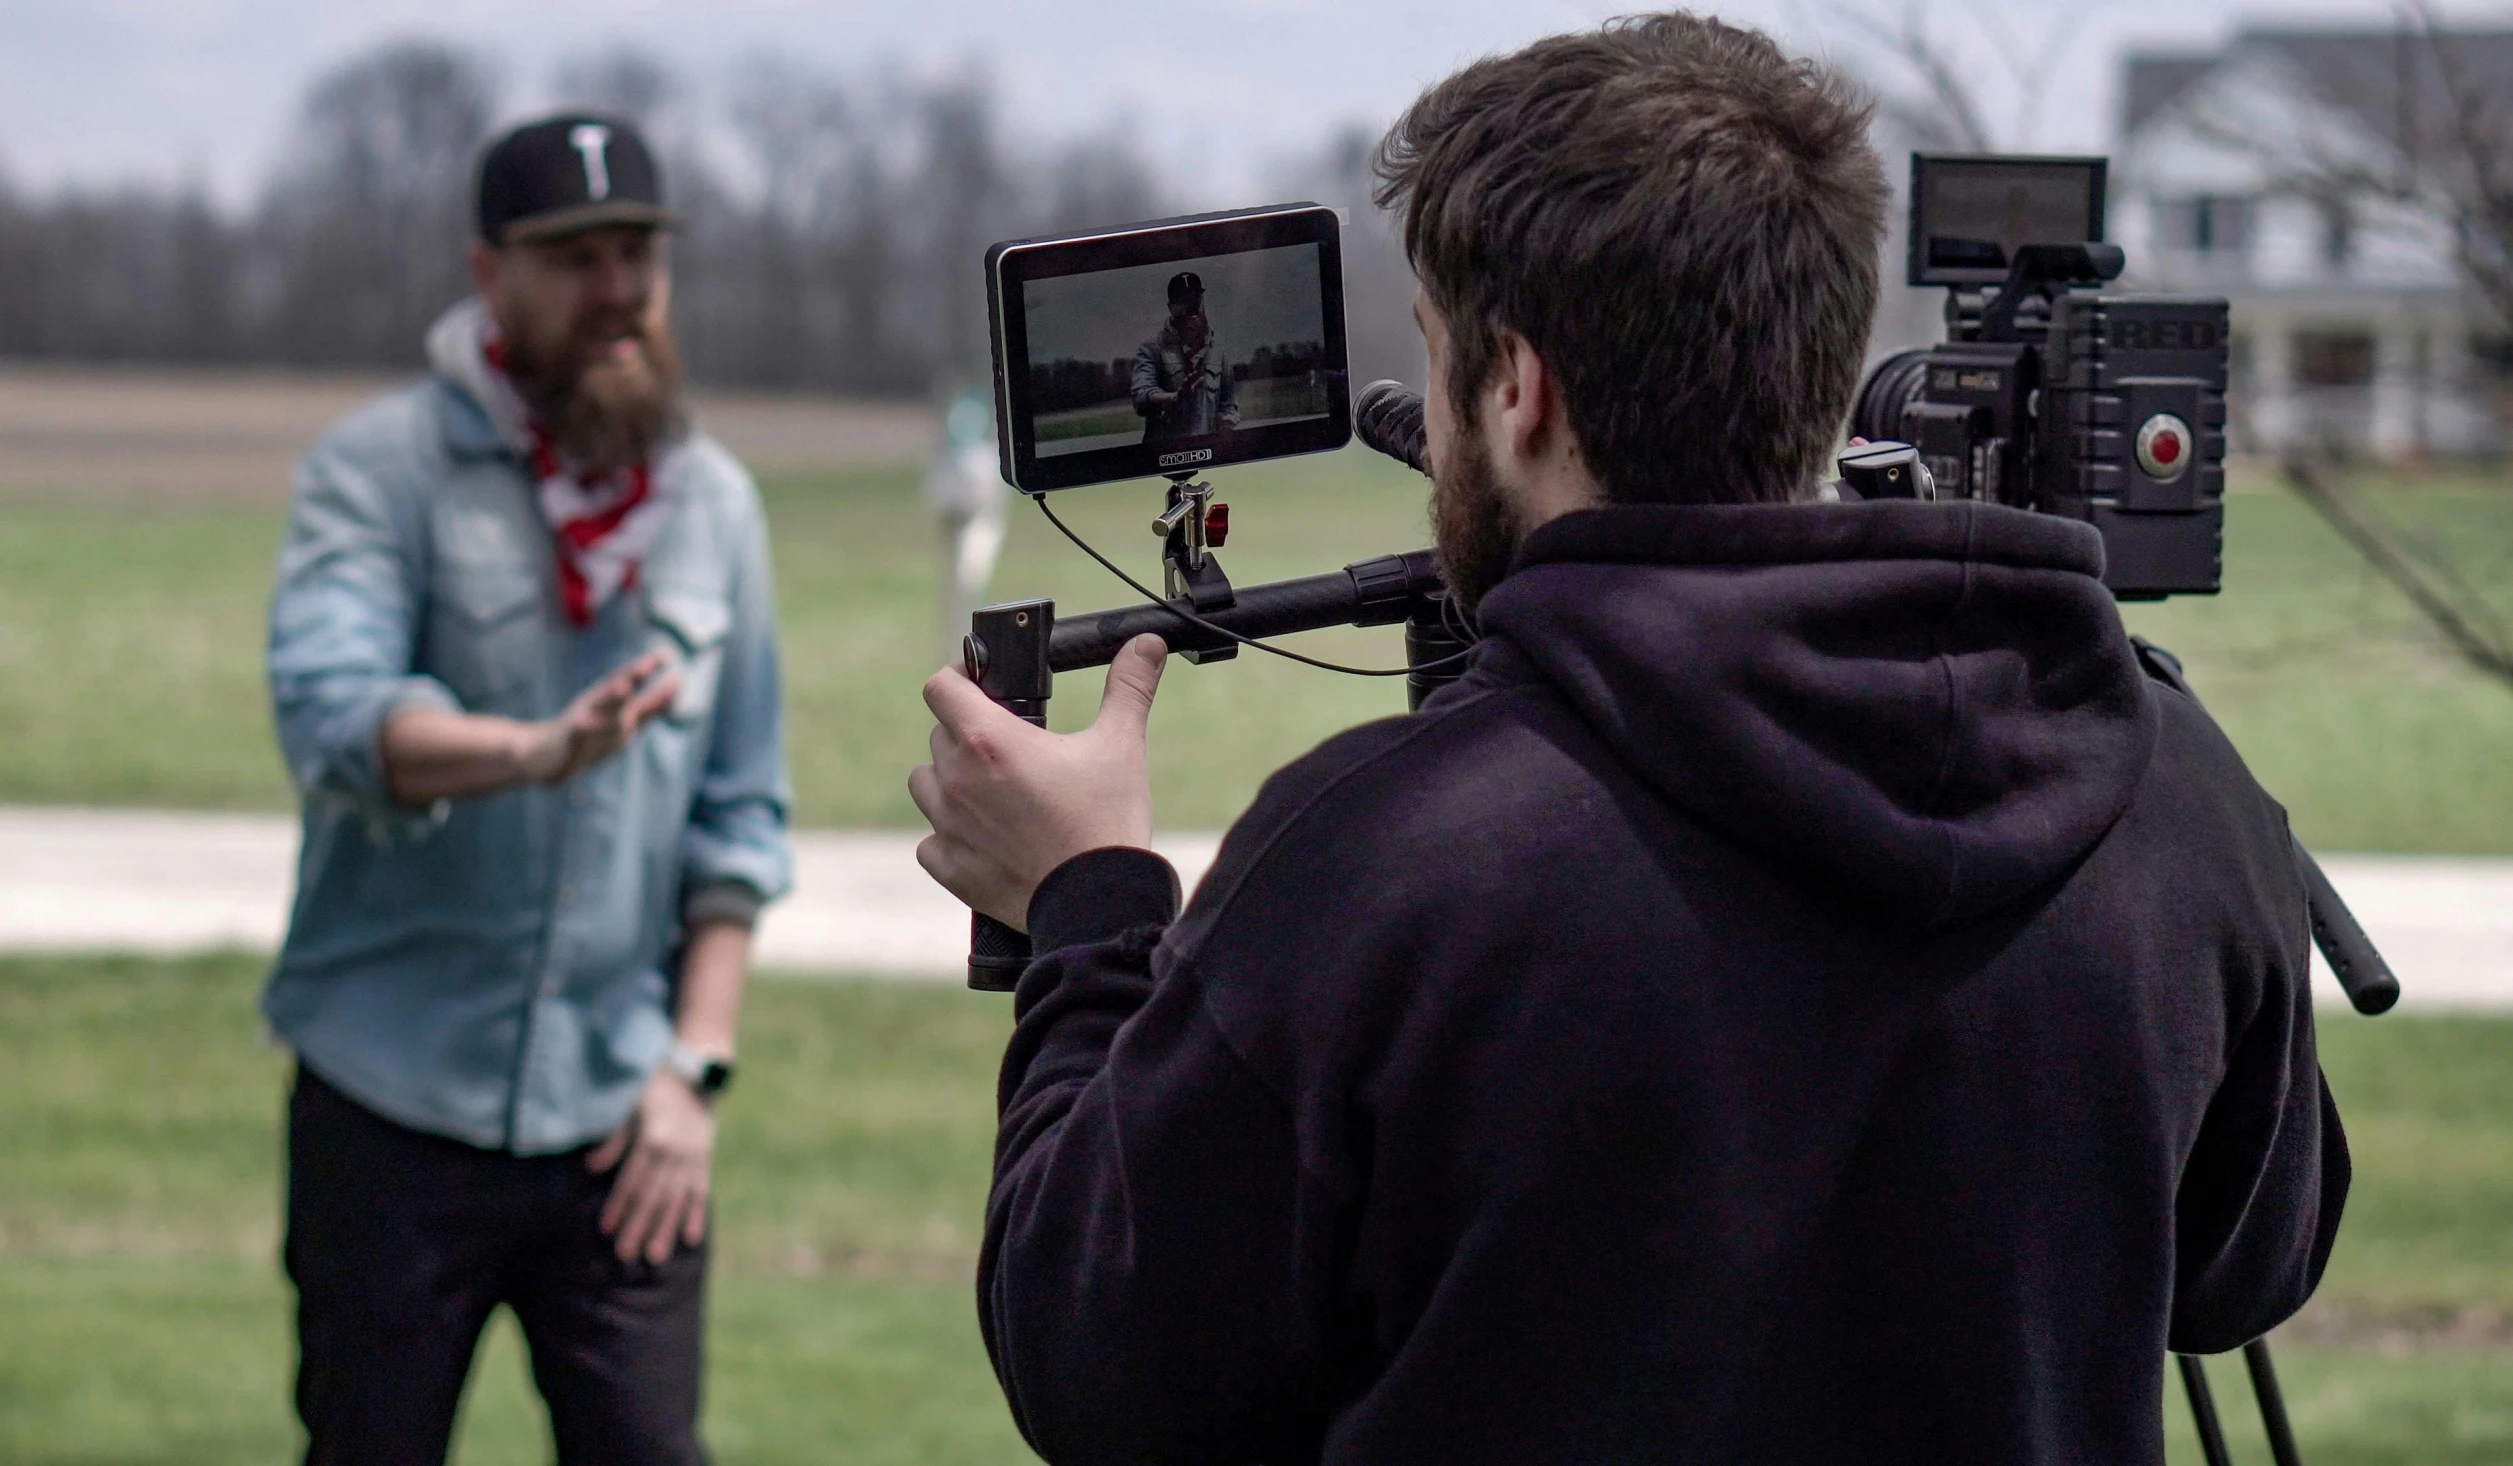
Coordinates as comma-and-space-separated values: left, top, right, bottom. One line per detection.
987, 204, 1349, 492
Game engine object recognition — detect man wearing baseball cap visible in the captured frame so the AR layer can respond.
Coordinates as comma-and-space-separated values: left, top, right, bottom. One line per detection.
264, 112, 789, 1463
1131, 268, 1240, 442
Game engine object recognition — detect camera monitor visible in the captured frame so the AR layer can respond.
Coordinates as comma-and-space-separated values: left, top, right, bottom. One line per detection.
1908, 154, 2107, 288
988, 203, 1350, 492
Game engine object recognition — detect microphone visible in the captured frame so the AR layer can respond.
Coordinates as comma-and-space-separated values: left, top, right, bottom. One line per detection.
1355, 379, 1430, 476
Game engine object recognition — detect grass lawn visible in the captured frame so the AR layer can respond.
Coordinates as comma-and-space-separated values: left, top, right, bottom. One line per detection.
0, 953, 1022, 1464
0, 450, 2506, 849
1031, 402, 1138, 442
0, 953, 2506, 1463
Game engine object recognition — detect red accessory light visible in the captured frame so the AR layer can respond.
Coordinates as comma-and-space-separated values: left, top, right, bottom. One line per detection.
2152, 433, 2181, 465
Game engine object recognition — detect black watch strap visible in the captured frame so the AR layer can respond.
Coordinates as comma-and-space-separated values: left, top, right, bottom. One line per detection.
666, 1041, 736, 1099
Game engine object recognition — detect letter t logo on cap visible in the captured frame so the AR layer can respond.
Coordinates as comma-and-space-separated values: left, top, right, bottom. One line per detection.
569, 124, 613, 201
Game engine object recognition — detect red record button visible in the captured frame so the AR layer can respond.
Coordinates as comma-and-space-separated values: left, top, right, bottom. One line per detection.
2135, 413, 2194, 480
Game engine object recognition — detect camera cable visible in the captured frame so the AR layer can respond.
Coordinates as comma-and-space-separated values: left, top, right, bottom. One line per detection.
1030, 492, 1478, 679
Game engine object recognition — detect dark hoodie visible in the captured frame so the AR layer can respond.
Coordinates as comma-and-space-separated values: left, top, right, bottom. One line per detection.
982, 500, 2347, 1466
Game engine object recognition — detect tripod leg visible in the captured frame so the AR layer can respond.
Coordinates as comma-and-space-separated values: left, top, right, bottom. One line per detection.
2178, 1354, 2237, 1466
2243, 1339, 2306, 1466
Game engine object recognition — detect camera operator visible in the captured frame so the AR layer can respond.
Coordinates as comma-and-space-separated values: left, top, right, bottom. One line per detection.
911, 14, 2347, 1462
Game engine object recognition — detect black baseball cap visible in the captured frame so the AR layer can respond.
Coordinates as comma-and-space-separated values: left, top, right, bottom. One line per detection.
476, 114, 682, 245
1166, 271, 1205, 303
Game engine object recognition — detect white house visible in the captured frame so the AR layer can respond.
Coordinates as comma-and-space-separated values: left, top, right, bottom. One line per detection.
2114, 27, 2513, 459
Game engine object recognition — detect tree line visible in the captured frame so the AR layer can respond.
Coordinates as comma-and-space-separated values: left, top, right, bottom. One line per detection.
1029, 340, 1330, 415
0, 40, 1422, 398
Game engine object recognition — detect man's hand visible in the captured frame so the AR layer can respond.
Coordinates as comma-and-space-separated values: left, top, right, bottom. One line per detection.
589, 1065, 716, 1265
380, 648, 684, 806
518, 649, 683, 785
909, 632, 1167, 929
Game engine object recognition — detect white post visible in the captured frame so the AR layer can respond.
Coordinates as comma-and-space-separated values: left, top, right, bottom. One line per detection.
2247, 311, 2296, 456
2370, 314, 2425, 463
2427, 315, 2491, 456
925, 388, 1010, 669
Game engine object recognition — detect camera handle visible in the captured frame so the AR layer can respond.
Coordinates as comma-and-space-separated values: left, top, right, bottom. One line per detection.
959, 517, 1455, 989
2130, 636, 2398, 1015
964, 478, 1235, 988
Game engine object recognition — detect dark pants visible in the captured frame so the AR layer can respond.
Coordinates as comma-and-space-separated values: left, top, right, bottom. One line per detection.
284, 1066, 708, 1466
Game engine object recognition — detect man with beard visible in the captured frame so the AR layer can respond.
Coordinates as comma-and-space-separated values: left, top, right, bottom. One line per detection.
910, 14, 2345, 1464
1131, 270, 1240, 442
264, 114, 789, 1465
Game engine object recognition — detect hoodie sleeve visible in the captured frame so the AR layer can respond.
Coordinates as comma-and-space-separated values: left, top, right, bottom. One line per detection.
2167, 855, 2351, 1354
980, 847, 1332, 1465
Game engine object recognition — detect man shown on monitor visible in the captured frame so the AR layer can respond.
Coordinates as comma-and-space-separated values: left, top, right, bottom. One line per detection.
1132, 270, 1239, 442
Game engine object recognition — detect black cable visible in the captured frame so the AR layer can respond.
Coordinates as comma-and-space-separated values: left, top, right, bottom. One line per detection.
1031, 492, 1478, 678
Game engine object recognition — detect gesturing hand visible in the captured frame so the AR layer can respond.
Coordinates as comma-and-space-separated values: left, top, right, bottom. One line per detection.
589, 1066, 716, 1265
909, 633, 1168, 929
520, 649, 683, 785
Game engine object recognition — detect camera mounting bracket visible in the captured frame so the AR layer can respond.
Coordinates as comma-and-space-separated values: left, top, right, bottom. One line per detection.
1156, 474, 1236, 663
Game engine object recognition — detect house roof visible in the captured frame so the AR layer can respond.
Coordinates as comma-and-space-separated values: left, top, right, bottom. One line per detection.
2122, 25, 2513, 147
2122, 54, 2215, 137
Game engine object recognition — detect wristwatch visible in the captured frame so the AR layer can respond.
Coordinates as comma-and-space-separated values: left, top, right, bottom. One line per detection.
664, 1040, 736, 1101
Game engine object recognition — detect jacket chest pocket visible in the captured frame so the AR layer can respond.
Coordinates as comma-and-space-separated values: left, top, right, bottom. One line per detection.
428, 558, 547, 710
646, 589, 731, 727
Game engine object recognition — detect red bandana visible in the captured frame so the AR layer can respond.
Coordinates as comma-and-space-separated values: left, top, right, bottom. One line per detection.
485, 338, 671, 628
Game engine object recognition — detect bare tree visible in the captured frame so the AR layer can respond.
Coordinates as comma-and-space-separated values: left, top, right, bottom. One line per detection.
552, 46, 679, 126
914, 69, 1015, 383
1040, 136, 1163, 237
714, 58, 862, 388
0, 36, 1170, 399
2168, 7, 2513, 688
2175, 6, 2513, 331
2407, 4, 2513, 331
1815, 0, 2096, 152
1274, 124, 1423, 393
258, 39, 500, 366
2283, 454, 2513, 683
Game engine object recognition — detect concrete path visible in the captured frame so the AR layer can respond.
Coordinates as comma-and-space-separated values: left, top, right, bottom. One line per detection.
0, 806, 2501, 1010
0, 806, 1216, 983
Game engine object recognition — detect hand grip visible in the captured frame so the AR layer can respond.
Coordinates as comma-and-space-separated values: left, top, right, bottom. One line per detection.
969, 913, 1030, 992
2294, 838, 2401, 1015
961, 601, 1054, 992
2133, 637, 2402, 1018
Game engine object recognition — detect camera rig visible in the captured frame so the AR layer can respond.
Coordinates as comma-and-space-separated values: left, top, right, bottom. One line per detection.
966, 174, 2391, 1465
959, 390, 1471, 987
959, 383, 2392, 1014
1855, 155, 2229, 599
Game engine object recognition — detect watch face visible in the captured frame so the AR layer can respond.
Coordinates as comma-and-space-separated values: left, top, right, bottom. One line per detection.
697, 1059, 734, 1096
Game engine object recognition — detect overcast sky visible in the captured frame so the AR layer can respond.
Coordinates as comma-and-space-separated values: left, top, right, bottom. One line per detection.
0, 0, 2477, 212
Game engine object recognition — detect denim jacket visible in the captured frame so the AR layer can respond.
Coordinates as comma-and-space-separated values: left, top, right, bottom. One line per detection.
263, 351, 793, 1154
1130, 323, 1238, 441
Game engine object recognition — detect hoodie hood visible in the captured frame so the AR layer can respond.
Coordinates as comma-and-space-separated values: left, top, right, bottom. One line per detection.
425, 297, 535, 457
423, 296, 695, 467
1474, 500, 2158, 928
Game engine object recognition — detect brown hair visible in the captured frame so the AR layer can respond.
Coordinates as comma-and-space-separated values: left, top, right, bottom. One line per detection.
1375, 13, 1887, 504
